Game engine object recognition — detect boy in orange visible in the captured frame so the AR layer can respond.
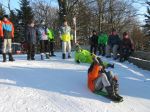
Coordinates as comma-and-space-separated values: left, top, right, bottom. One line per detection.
88, 56, 123, 102
1, 15, 15, 62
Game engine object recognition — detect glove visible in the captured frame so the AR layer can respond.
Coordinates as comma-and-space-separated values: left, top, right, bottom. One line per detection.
0, 37, 4, 42
76, 60, 80, 64
12, 38, 14, 42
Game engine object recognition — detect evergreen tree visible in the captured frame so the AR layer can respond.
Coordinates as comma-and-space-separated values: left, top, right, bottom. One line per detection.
17, 0, 34, 40
0, 4, 6, 18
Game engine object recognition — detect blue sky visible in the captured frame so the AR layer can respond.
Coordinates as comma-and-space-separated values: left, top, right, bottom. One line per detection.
0, 0, 147, 24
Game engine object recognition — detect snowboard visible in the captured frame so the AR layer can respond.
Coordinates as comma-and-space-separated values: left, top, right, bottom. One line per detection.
94, 91, 123, 103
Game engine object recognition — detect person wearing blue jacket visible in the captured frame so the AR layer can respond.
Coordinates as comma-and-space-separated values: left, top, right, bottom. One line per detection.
106, 29, 121, 60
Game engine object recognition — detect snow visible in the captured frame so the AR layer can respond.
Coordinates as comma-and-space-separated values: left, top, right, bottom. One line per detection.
0, 53, 150, 112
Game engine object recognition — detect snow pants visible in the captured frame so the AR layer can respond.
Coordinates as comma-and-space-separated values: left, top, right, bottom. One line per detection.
49, 41, 55, 55
40, 40, 49, 54
62, 41, 71, 55
94, 73, 111, 91
98, 44, 106, 56
106, 44, 119, 59
3, 39, 12, 53
27, 43, 35, 59
90, 45, 97, 55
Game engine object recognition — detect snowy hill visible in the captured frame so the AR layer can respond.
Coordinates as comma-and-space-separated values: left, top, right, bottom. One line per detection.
0, 53, 150, 112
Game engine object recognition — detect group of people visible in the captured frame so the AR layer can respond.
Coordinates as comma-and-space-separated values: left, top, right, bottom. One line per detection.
0, 15, 74, 62
0, 14, 124, 101
26, 20, 56, 60
90, 29, 134, 62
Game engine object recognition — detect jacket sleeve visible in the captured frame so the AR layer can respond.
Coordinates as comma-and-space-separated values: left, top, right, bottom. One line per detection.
75, 51, 79, 62
11, 23, 14, 38
89, 64, 102, 81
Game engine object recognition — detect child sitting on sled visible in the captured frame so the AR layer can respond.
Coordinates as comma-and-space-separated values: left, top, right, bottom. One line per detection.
87, 56, 123, 102
75, 44, 114, 69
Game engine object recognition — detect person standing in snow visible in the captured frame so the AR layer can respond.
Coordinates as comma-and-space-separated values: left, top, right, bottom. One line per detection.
119, 32, 134, 62
106, 29, 121, 60
47, 28, 56, 57
38, 20, 50, 60
26, 20, 38, 60
1, 15, 15, 62
98, 31, 108, 56
0, 16, 3, 54
59, 20, 73, 59
89, 30, 98, 55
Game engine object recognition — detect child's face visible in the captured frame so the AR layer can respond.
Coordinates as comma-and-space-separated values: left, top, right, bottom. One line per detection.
30, 23, 35, 27
112, 31, 117, 35
93, 32, 96, 35
124, 35, 129, 39
3, 17, 8, 22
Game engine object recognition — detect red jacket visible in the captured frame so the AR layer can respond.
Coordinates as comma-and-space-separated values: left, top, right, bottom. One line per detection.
88, 64, 102, 92
0, 21, 3, 37
2, 20, 14, 38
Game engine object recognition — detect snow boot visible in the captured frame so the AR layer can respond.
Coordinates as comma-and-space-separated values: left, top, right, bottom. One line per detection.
46, 53, 50, 59
62, 53, 66, 59
68, 54, 71, 59
41, 53, 44, 60
2, 53, 6, 62
27, 55, 31, 60
50, 51, 56, 57
31, 57, 35, 60
8, 53, 15, 61
113, 80, 123, 101
105, 86, 121, 101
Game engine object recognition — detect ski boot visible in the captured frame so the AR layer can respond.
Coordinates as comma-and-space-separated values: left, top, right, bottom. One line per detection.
41, 53, 44, 60
2, 53, 6, 62
46, 53, 50, 59
8, 53, 15, 61
62, 53, 66, 59
68, 54, 71, 59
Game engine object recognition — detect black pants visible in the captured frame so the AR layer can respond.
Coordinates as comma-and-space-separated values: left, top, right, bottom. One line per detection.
119, 48, 132, 61
98, 44, 106, 56
90, 45, 97, 54
40, 40, 49, 53
27, 43, 35, 59
49, 41, 55, 55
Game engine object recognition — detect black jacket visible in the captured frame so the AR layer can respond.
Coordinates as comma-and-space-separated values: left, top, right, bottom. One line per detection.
120, 38, 133, 50
26, 26, 38, 44
90, 34, 98, 46
108, 34, 121, 47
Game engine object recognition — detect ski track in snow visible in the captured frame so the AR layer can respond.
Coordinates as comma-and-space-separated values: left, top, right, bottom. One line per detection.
0, 52, 150, 112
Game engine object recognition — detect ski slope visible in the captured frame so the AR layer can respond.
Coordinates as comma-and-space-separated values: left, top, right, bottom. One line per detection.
0, 52, 150, 112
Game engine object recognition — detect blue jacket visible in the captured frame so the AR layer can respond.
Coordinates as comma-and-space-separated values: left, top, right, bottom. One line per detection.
108, 34, 121, 47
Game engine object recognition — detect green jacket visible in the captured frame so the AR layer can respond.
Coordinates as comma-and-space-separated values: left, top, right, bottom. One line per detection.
75, 49, 109, 67
75, 49, 93, 63
98, 33, 108, 45
47, 28, 54, 41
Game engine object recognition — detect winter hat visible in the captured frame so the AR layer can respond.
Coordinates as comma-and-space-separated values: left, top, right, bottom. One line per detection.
0, 16, 2, 20
123, 32, 128, 37
3, 15, 9, 19
93, 30, 96, 33
75, 43, 81, 51
112, 28, 116, 32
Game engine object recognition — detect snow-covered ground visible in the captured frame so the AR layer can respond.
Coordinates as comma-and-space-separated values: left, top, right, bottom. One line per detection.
0, 53, 150, 112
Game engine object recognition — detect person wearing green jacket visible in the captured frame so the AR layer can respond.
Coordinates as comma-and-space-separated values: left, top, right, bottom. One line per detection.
75, 44, 114, 68
98, 32, 108, 56
47, 28, 56, 57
